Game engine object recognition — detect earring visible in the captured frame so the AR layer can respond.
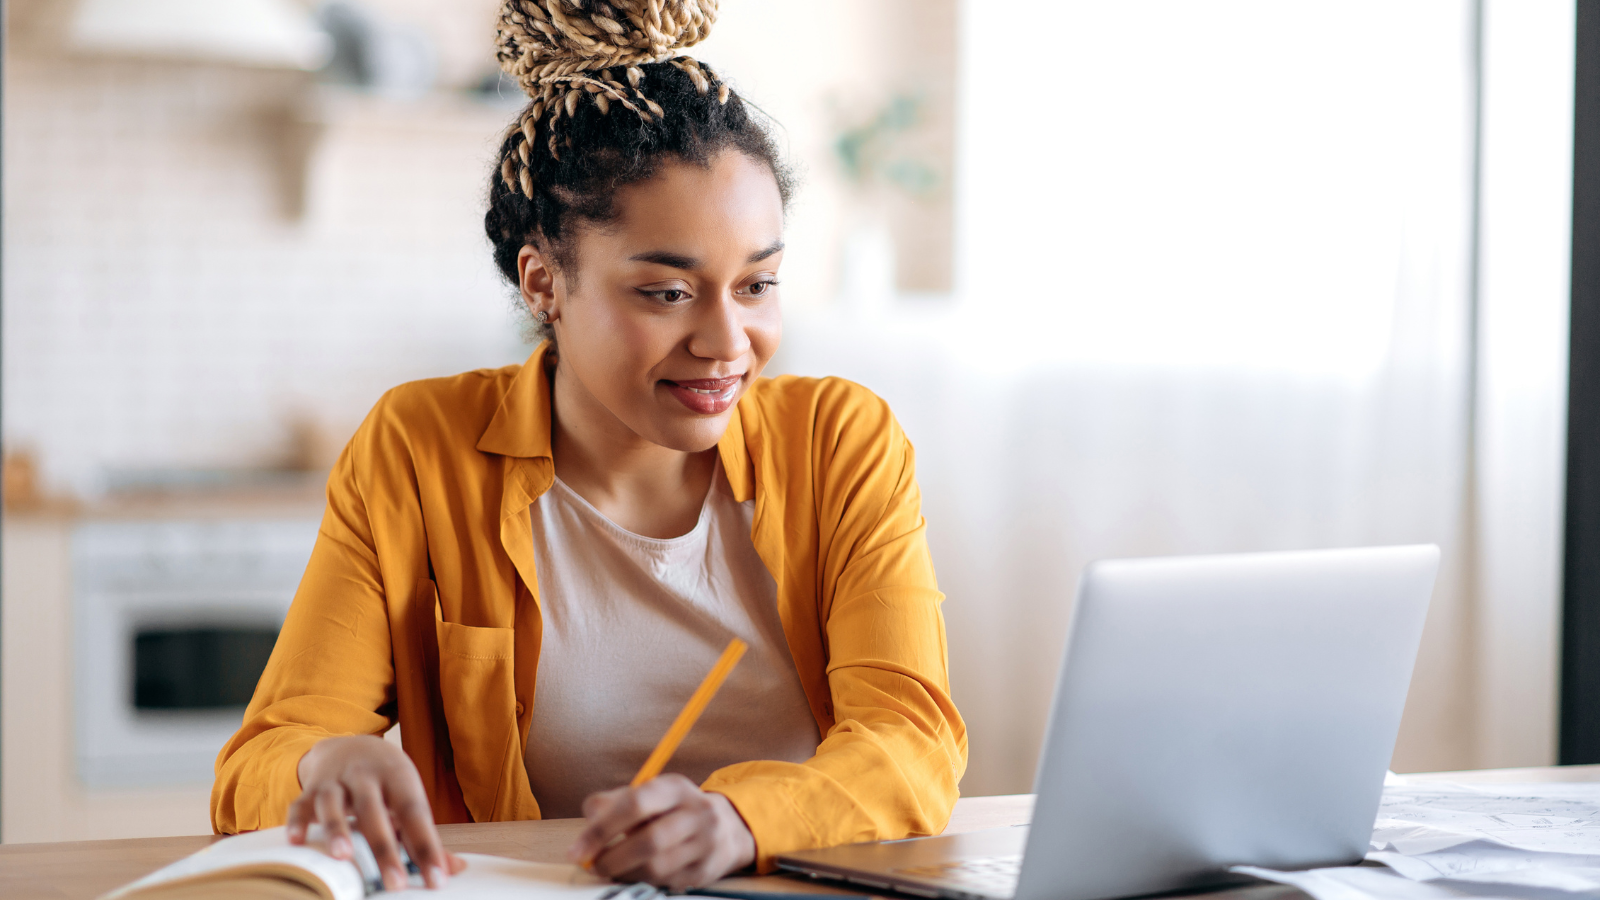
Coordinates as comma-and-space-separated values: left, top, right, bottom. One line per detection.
535, 311, 549, 323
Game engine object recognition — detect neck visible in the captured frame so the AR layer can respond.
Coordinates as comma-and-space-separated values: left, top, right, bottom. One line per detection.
548, 356, 717, 538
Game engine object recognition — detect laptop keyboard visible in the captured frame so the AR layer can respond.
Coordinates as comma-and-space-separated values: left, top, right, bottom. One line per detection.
895, 854, 1022, 895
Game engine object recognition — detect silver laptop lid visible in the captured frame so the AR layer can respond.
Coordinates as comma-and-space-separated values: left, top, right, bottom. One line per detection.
1016, 545, 1438, 900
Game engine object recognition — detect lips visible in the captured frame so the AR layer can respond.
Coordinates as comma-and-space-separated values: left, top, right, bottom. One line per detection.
661, 375, 742, 415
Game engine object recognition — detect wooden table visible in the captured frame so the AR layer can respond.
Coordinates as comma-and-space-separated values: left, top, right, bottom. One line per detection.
3, 767, 1594, 900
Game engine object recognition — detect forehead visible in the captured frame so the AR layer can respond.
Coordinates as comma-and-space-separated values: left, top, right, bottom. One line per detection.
602, 150, 784, 249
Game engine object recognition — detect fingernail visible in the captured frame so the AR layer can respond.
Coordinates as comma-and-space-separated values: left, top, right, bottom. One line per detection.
428, 866, 448, 889
331, 836, 352, 858
386, 867, 407, 890
287, 825, 303, 842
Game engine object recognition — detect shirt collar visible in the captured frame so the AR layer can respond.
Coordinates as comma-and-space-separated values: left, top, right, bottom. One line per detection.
476, 341, 555, 460
474, 340, 757, 505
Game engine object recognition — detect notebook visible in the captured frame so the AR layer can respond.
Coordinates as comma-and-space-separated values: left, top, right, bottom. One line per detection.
100, 824, 615, 900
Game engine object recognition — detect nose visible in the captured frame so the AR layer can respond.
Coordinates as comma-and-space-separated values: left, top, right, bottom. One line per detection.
686, 291, 751, 362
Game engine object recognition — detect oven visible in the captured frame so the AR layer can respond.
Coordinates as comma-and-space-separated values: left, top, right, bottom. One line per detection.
73, 518, 321, 787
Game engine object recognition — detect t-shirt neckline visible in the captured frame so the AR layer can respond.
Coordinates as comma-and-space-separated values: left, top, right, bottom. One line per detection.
547, 456, 723, 548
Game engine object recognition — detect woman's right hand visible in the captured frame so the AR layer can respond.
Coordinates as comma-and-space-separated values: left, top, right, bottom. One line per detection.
289, 734, 466, 891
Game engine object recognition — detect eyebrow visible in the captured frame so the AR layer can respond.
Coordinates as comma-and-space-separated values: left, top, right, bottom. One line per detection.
629, 250, 698, 269
628, 240, 785, 270
747, 240, 784, 263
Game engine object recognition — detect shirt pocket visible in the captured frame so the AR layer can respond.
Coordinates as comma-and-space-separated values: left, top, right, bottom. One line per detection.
437, 619, 515, 662
426, 580, 519, 822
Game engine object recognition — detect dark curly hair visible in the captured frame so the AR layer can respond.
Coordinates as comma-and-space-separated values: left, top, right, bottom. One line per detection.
482, 1, 792, 339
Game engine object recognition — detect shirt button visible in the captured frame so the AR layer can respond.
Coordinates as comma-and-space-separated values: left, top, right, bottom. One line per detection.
515, 702, 525, 716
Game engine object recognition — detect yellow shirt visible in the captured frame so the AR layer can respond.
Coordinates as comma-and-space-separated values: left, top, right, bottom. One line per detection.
211, 342, 968, 870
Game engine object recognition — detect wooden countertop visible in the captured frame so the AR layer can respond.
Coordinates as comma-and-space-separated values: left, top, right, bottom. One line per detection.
3, 479, 328, 523
2, 769, 1594, 900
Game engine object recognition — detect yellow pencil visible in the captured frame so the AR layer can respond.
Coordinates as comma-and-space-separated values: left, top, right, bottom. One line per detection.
630, 637, 748, 787
582, 637, 748, 870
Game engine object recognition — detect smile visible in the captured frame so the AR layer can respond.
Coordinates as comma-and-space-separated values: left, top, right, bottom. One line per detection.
661, 376, 743, 414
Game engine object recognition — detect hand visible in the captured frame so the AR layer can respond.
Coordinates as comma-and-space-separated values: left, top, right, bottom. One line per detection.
569, 774, 756, 889
288, 734, 468, 891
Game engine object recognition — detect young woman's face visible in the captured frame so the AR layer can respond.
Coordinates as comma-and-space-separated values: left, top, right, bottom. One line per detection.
526, 150, 785, 453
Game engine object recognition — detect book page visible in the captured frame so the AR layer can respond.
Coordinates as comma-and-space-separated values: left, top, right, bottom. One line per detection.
102, 826, 366, 900
103, 825, 617, 900
394, 854, 611, 898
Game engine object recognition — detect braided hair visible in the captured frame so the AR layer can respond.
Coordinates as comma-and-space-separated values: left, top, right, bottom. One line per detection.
484, 0, 792, 338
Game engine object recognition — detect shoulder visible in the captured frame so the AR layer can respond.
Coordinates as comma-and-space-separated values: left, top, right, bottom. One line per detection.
742, 374, 901, 440
353, 363, 522, 457
739, 375, 908, 477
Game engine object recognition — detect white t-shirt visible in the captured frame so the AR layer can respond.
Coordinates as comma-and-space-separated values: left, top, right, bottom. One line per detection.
523, 460, 821, 818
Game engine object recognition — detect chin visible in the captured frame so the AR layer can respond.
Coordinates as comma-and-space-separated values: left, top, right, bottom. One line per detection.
648, 414, 734, 453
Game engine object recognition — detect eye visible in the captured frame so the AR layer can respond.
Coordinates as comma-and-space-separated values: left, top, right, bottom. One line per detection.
643, 288, 688, 303
746, 279, 778, 297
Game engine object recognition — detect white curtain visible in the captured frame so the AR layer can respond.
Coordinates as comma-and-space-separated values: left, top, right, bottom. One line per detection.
771, 0, 1574, 795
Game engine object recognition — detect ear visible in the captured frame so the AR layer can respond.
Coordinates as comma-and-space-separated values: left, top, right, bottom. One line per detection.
517, 244, 560, 319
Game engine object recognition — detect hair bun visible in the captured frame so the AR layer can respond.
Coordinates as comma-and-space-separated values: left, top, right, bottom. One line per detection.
497, 0, 719, 88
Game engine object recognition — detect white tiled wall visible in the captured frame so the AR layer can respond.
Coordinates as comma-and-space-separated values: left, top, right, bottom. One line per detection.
3, 0, 957, 497
4, 52, 533, 496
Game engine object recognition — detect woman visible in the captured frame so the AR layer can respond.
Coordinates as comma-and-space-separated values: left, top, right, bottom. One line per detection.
212, 0, 966, 892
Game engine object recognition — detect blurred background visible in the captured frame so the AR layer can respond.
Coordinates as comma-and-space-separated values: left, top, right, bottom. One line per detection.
0, 0, 1577, 843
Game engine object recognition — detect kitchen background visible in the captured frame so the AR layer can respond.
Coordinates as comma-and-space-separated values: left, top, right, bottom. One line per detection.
1, 0, 1577, 845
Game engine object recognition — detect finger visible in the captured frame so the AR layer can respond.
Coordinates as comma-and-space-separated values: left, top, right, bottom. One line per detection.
390, 789, 451, 889
570, 786, 628, 863
666, 849, 719, 893
664, 806, 724, 891
623, 824, 712, 889
573, 777, 693, 864
595, 804, 701, 877
351, 782, 407, 891
286, 792, 316, 844
446, 851, 469, 875
596, 806, 706, 883
313, 784, 354, 860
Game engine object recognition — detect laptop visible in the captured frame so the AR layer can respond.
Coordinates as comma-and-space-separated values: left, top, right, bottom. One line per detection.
777, 545, 1440, 900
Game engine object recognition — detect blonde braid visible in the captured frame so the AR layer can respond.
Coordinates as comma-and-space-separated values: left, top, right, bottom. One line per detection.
495, 0, 726, 192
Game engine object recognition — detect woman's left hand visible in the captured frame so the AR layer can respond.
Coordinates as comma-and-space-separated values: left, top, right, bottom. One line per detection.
569, 774, 755, 888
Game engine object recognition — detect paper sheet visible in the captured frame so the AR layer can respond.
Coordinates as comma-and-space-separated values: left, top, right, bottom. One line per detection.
1233, 782, 1600, 900
1231, 864, 1523, 900
1367, 842, 1600, 893
1370, 783, 1600, 856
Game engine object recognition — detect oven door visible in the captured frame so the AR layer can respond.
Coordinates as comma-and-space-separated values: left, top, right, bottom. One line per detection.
73, 519, 319, 788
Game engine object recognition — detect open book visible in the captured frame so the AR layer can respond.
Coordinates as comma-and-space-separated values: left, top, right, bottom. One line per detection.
100, 825, 617, 900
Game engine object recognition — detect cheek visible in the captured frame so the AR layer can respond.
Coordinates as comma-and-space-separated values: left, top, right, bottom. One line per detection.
566, 292, 671, 374
608, 312, 669, 365
746, 305, 783, 371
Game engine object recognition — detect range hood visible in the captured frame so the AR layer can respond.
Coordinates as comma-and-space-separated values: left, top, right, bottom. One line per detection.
70, 0, 333, 70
